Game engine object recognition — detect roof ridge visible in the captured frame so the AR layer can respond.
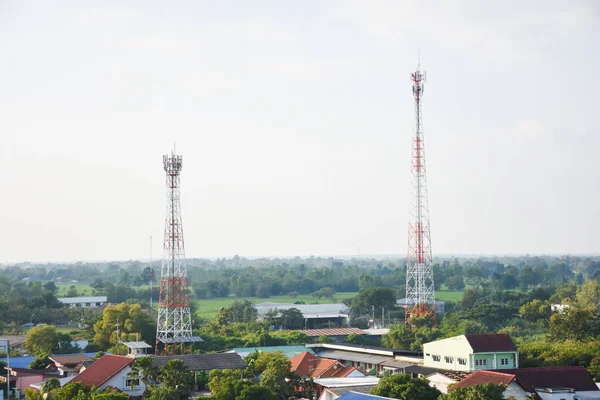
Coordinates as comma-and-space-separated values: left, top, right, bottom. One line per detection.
480, 370, 515, 377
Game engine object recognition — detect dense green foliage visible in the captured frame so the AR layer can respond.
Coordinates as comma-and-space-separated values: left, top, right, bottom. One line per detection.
370, 373, 440, 400
439, 383, 506, 400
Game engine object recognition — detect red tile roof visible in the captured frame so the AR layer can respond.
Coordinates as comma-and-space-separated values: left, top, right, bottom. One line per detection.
502, 367, 598, 392
449, 370, 516, 391
300, 328, 365, 337
290, 352, 321, 376
464, 334, 517, 352
71, 354, 133, 387
331, 366, 358, 378
289, 351, 358, 378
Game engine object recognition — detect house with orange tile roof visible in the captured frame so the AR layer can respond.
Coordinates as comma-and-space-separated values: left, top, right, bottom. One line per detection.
69, 354, 143, 397
449, 367, 600, 400
290, 351, 365, 379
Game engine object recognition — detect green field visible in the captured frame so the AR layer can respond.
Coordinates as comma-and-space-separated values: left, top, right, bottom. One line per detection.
55, 282, 95, 296
193, 292, 358, 320
435, 290, 464, 302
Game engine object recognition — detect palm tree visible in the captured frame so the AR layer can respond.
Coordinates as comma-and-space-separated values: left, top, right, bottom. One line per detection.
129, 356, 158, 393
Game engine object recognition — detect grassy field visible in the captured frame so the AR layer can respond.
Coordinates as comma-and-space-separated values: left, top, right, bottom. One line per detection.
55, 282, 95, 296
435, 290, 463, 302
193, 292, 358, 320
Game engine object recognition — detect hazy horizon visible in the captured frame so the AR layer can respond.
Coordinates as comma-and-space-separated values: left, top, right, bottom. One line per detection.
1, 1, 599, 263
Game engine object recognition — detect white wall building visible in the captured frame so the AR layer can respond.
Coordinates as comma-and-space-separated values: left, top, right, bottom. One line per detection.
58, 296, 107, 308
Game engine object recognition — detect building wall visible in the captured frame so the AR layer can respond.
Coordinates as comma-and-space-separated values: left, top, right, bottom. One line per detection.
502, 382, 531, 400
426, 373, 457, 394
423, 336, 472, 371
100, 366, 144, 398
13, 374, 45, 392
318, 389, 339, 400
536, 390, 600, 400
472, 352, 518, 371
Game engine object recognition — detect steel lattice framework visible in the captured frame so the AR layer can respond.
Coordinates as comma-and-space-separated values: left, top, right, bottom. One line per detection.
155, 151, 201, 354
405, 66, 436, 323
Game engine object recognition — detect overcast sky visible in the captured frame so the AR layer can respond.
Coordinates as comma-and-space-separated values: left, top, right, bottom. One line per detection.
0, 1, 598, 263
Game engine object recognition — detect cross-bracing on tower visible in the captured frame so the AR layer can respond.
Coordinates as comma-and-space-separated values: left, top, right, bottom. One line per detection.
155, 150, 202, 354
405, 66, 436, 323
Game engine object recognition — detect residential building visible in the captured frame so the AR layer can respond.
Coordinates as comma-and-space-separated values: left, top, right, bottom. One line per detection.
70, 354, 142, 397
290, 352, 364, 379
450, 367, 600, 400
48, 354, 93, 376
0, 367, 58, 397
58, 296, 107, 308
423, 334, 518, 371
123, 341, 152, 358
426, 371, 471, 394
307, 343, 422, 376
449, 370, 528, 398
255, 302, 351, 328
313, 377, 380, 400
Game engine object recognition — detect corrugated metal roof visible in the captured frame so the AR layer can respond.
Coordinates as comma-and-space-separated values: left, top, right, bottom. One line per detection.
122, 341, 152, 349
300, 328, 364, 337
231, 345, 315, 358
379, 359, 415, 369
313, 377, 381, 387
152, 353, 247, 371
58, 296, 107, 304
157, 336, 203, 344
255, 302, 350, 317
316, 349, 391, 364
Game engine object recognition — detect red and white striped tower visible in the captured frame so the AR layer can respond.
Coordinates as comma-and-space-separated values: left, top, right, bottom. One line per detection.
405, 66, 436, 323
155, 150, 202, 354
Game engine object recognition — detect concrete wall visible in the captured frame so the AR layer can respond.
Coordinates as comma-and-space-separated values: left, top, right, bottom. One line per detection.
100, 366, 144, 398
423, 336, 472, 371
502, 382, 531, 400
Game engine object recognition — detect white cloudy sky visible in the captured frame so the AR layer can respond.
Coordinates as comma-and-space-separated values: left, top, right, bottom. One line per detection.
0, 1, 598, 262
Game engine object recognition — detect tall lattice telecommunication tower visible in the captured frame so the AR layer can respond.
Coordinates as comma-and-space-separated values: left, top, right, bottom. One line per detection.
405, 66, 436, 323
155, 150, 202, 354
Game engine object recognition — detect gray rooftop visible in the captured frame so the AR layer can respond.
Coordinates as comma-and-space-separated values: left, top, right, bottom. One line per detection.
157, 336, 203, 344
255, 302, 351, 318
152, 353, 247, 371
123, 341, 152, 349
57, 296, 107, 304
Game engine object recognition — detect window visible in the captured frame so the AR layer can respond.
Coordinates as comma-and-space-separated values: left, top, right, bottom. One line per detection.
444, 356, 453, 364
125, 377, 140, 389
500, 358, 509, 366
458, 358, 467, 365
432, 355, 440, 362
86, 303, 91, 307
475, 358, 487, 366
425, 353, 430, 356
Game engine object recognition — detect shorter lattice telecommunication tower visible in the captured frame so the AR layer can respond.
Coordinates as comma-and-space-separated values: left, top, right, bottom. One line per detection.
405, 65, 436, 323
155, 149, 202, 354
